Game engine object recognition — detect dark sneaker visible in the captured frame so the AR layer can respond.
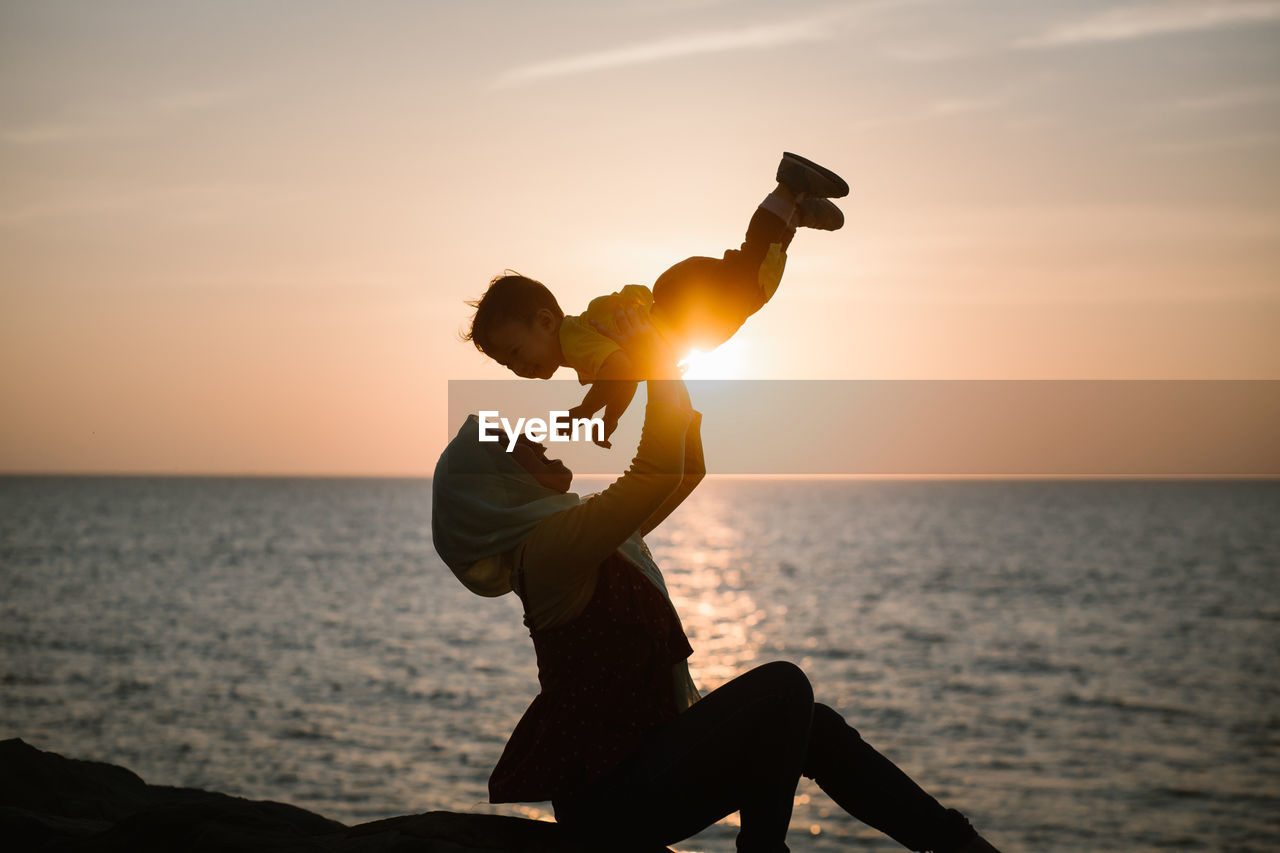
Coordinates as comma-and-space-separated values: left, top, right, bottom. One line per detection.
777, 152, 848, 198
797, 198, 843, 230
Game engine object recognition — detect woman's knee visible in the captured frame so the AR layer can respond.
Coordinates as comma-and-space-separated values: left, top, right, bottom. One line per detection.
751, 660, 814, 707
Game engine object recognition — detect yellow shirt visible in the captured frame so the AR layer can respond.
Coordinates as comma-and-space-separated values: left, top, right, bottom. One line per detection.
559, 284, 671, 383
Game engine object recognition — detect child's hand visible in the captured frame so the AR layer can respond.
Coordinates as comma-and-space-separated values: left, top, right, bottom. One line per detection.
555, 403, 598, 439
565, 406, 615, 448
589, 308, 679, 380
594, 417, 619, 449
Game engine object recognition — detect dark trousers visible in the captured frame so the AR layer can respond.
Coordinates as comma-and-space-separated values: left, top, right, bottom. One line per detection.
652, 208, 794, 352
553, 662, 977, 853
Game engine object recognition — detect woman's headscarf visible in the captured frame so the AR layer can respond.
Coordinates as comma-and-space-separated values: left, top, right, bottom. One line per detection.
431, 414, 674, 601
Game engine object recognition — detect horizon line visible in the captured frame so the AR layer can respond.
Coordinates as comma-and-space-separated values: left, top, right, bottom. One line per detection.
2, 472, 1277, 482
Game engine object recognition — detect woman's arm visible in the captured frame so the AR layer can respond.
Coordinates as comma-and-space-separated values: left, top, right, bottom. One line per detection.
521, 379, 692, 570
517, 378, 694, 624
517, 310, 694, 624
639, 409, 705, 536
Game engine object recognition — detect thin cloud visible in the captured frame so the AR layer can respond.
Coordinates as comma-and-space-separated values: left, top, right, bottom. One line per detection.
1145, 131, 1280, 154
926, 95, 1008, 117
2, 89, 236, 147
2, 122, 128, 146
1018, 0, 1280, 48
880, 40, 981, 64
0, 184, 306, 227
852, 90, 1016, 130
1162, 86, 1280, 113
494, 16, 832, 87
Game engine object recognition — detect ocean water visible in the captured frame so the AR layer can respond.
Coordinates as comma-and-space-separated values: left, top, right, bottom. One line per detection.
1, 476, 1278, 852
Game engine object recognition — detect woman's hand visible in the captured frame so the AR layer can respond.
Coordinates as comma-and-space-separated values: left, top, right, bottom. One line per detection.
590, 307, 682, 380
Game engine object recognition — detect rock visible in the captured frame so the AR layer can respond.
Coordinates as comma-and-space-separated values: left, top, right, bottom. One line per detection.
0, 739, 673, 852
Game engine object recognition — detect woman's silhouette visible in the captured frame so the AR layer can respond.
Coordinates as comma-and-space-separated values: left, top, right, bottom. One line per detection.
433, 310, 1002, 852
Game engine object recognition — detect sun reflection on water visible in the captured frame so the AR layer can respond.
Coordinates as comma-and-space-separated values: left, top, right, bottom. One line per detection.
648, 490, 768, 690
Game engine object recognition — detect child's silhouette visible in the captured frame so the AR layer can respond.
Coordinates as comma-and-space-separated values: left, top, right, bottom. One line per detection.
464, 152, 847, 447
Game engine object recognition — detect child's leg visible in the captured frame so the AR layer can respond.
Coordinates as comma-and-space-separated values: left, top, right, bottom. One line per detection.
651, 154, 845, 352
721, 195, 797, 304
649, 198, 795, 352
727, 177, 844, 300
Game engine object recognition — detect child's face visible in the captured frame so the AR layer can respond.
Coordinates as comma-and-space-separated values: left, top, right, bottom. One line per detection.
487, 310, 561, 379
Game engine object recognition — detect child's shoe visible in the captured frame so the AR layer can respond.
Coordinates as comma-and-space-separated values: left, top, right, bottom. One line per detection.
777, 152, 849, 198
797, 198, 843, 231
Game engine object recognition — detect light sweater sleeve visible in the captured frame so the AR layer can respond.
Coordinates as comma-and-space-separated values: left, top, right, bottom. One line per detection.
640, 410, 705, 536
515, 384, 694, 629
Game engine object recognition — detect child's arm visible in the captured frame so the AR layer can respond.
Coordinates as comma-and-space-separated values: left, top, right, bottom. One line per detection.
570, 350, 632, 414
569, 351, 639, 448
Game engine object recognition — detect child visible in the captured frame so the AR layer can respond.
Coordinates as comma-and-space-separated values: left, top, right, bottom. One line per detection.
463, 152, 847, 447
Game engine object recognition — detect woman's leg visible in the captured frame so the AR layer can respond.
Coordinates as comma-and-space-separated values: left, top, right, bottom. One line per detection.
554, 663, 990, 853
554, 661, 814, 853
804, 703, 980, 852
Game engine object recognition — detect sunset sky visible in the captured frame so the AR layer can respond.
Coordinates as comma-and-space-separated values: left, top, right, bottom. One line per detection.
2, 0, 1278, 475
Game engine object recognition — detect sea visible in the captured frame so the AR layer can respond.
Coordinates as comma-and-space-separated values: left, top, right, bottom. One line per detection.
1, 476, 1277, 852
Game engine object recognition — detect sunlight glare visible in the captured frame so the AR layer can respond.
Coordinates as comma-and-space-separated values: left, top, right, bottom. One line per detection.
679, 335, 751, 380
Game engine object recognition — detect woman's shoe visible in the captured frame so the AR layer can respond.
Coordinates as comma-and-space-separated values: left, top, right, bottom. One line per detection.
776, 152, 849, 198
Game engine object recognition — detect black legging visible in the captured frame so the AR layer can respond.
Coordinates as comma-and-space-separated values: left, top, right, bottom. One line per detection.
552, 661, 977, 853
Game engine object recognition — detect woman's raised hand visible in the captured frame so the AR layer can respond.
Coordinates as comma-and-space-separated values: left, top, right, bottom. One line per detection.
590, 307, 682, 380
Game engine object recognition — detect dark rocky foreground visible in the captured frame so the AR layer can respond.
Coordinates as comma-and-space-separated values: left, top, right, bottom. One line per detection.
0, 739, 673, 852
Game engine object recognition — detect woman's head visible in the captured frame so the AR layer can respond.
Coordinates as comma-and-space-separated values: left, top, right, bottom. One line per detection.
432, 414, 580, 596
509, 434, 573, 493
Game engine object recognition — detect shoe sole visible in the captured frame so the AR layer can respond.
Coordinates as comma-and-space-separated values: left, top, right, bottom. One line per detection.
778, 152, 849, 198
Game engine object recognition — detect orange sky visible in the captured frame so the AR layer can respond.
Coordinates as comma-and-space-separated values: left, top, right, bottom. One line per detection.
1, 1, 1278, 475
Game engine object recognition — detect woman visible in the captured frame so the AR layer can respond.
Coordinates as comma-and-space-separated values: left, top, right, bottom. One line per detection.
432, 311, 1002, 852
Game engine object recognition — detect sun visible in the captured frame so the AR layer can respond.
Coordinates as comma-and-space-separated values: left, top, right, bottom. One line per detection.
679, 335, 751, 380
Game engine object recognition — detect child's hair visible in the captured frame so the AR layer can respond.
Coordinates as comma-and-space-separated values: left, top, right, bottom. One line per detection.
464, 272, 563, 355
